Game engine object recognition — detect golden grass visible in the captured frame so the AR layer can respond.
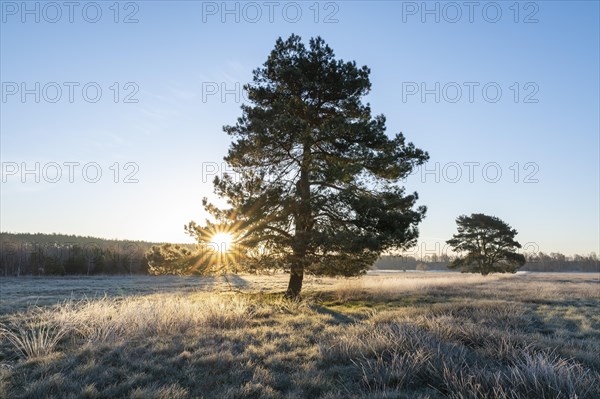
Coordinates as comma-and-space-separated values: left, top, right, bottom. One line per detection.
0, 272, 598, 398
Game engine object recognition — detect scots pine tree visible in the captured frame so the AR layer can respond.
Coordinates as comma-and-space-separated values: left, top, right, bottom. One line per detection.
182, 35, 429, 296
446, 213, 526, 275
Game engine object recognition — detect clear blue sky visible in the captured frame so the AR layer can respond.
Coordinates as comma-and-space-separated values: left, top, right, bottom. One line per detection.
1, 1, 599, 257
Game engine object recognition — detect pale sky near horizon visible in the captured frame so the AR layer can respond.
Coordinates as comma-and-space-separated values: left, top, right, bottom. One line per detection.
1, 1, 599, 257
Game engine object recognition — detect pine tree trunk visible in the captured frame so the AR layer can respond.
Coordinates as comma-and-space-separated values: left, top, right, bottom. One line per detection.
286, 265, 304, 298
286, 143, 312, 299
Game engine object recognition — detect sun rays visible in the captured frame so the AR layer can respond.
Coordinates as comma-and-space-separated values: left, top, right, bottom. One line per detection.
211, 232, 235, 252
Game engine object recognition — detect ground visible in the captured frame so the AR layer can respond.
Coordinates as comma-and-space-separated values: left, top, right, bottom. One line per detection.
0, 272, 598, 398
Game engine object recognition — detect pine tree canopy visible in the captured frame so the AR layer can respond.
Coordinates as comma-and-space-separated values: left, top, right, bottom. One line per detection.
152, 34, 430, 296
446, 213, 526, 275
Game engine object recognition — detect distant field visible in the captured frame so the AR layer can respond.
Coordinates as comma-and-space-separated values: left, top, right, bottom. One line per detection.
1, 272, 599, 398
0, 274, 338, 314
0, 271, 597, 314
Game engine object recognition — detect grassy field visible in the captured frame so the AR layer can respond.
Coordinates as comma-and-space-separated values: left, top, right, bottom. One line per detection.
0, 272, 598, 398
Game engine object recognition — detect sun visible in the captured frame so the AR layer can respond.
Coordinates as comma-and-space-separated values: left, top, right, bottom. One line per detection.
211, 232, 235, 251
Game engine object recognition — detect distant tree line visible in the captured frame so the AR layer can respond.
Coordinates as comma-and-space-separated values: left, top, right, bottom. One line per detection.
1, 233, 597, 276
374, 254, 453, 271
0, 233, 162, 276
374, 252, 599, 273
522, 252, 599, 273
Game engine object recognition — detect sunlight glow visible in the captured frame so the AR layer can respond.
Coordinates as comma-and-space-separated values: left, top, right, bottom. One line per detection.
211, 232, 235, 251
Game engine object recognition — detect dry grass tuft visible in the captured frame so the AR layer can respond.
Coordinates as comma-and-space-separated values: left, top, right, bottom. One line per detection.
0, 319, 67, 360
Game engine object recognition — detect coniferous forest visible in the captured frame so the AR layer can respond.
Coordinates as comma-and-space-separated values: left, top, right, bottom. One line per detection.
1, 233, 597, 276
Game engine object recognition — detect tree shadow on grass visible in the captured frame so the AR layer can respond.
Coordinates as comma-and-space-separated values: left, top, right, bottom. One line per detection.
222, 274, 249, 288
313, 305, 357, 325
